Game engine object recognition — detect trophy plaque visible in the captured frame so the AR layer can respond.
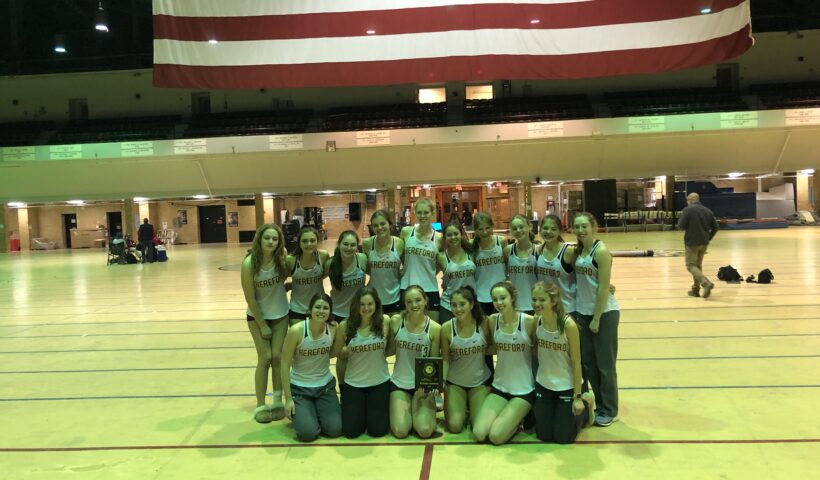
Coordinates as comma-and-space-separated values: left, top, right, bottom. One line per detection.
415, 357, 443, 392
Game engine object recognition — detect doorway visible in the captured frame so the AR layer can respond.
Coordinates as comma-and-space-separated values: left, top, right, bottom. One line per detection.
198, 205, 227, 243
63, 213, 77, 248
106, 211, 122, 240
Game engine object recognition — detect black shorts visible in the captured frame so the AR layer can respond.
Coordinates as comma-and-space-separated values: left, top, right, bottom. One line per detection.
399, 290, 441, 310
246, 315, 285, 323
288, 310, 309, 320
382, 301, 402, 314
446, 375, 493, 391
388, 380, 415, 396
490, 387, 535, 405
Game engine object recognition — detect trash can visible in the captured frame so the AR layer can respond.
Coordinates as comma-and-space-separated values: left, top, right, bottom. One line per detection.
9, 238, 21, 251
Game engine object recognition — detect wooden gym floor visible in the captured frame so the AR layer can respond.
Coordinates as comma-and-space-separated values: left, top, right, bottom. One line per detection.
1, 228, 818, 479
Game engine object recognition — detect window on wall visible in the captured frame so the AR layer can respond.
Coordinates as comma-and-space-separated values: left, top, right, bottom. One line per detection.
466, 84, 493, 100
418, 87, 446, 104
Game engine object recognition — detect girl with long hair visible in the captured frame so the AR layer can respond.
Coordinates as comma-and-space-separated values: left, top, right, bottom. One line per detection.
287, 226, 330, 323
572, 212, 620, 427
325, 230, 368, 322
400, 197, 443, 322
388, 285, 442, 438
241, 223, 290, 423
505, 214, 538, 314
535, 214, 577, 315
332, 286, 392, 438
438, 221, 476, 324
281, 293, 343, 442
531, 282, 595, 443
440, 285, 492, 433
472, 281, 536, 445
471, 212, 508, 315
364, 210, 404, 314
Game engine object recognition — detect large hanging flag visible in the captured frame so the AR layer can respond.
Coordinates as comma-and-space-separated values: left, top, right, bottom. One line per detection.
152, 0, 753, 89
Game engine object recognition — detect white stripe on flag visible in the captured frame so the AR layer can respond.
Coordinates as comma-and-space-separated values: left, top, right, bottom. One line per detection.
154, 1, 749, 66
153, 0, 594, 17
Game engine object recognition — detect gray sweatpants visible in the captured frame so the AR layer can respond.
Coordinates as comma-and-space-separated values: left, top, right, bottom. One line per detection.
291, 377, 342, 442
574, 311, 619, 418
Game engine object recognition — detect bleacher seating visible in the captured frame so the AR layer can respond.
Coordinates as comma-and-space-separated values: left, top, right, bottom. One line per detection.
183, 110, 311, 138
605, 88, 747, 117
0, 121, 53, 147
50, 115, 179, 144
464, 95, 593, 124
750, 82, 820, 109
324, 103, 446, 131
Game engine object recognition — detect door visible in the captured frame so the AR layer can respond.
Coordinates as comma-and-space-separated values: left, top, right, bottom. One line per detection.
63, 213, 77, 248
106, 211, 122, 240
198, 205, 227, 243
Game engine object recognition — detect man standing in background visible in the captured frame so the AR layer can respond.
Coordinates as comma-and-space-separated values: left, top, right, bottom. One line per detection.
138, 218, 155, 263
678, 193, 719, 298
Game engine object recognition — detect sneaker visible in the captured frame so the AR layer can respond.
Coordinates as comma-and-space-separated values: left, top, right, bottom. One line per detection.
702, 282, 714, 299
594, 413, 619, 427
687, 288, 700, 297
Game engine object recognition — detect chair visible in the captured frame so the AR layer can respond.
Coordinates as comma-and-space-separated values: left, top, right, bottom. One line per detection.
107, 242, 126, 265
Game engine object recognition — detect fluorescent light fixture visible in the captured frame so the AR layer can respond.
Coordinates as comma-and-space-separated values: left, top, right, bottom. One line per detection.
262, 192, 273, 196
192, 194, 209, 199
133, 197, 147, 202
700, 7, 712, 14
422, 184, 431, 189
799, 168, 815, 175
208, 39, 218, 44
8, 202, 25, 208
366, 189, 377, 192
538, 180, 548, 185
67, 200, 85, 205
727, 172, 743, 178
366, 30, 376, 35
530, 19, 540, 24
54, 35, 67, 53
322, 190, 335, 194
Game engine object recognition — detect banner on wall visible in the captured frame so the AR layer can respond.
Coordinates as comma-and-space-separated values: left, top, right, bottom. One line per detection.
153, 0, 754, 89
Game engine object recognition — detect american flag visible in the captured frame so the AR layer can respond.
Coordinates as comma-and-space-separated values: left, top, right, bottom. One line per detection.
152, 0, 753, 89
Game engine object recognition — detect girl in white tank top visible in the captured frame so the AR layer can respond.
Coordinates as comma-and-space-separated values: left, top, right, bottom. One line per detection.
388, 285, 442, 439
325, 231, 368, 320
438, 222, 476, 322
441, 285, 491, 434
365, 210, 404, 313
506, 214, 537, 312
537, 215, 577, 314
287, 227, 329, 320
472, 281, 537, 445
471, 212, 508, 311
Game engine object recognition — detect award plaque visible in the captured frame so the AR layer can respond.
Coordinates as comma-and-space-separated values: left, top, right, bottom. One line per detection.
415, 357, 443, 392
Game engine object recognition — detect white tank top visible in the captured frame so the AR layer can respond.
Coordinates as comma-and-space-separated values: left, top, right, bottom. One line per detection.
474, 236, 506, 303
391, 316, 432, 389
536, 243, 577, 314
575, 240, 619, 316
440, 251, 476, 311
536, 315, 573, 392
401, 228, 439, 292
330, 255, 367, 318
289, 252, 325, 315
246, 262, 289, 320
507, 243, 538, 312
492, 313, 534, 395
345, 328, 390, 388
446, 320, 491, 388
290, 321, 334, 388
367, 237, 402, 305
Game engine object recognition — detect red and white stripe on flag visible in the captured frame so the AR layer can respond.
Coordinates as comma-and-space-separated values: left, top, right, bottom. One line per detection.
152, 0, 753, 89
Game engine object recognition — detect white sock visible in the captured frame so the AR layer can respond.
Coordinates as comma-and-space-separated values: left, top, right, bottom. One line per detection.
272, 390, 283, 405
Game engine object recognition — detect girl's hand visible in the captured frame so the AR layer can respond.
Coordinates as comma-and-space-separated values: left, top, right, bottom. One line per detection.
590, 319, 600, 334
284, 399, 296, 420
261, 324, 273, 340
572, 398, 586, 416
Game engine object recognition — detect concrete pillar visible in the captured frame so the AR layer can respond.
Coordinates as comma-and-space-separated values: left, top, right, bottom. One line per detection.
138, 202, 150, 224
812, 173, 819, 211
254, 193, 265, 228
796, 172, 812, 211
783, 173, 798, 211
386, 188, 397, 222
272, 198, 285, 226
523, 182, 533, 220
664, 175, 676, 211
0, 203, 7, 253
264, 197, 275, 224
17, 207, 30, 252
123, 199, 136, 237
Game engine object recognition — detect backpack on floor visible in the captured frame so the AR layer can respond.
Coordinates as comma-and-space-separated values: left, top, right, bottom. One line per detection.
746, 268, 774, 284
717, 265, 742, 283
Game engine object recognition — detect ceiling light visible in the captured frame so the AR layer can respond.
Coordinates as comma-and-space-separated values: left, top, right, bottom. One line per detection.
727, 172, 743, 178
54, 35, 67, 54
366, 30, 376, 35
322, 190, 335, 194
133, 197, 147, 202
530, 19, 540, 24
8, 202, 25, 208
366, 189, 377, 192
700, 7, 712, 14
67, 200, 85, 205
94, 2, 109, 32
799, 168, 815, 175
208, 39, 218, 44
192, 194, 209, 199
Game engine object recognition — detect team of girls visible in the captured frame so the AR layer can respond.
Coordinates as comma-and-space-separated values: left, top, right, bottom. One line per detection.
242, 206, 619, 437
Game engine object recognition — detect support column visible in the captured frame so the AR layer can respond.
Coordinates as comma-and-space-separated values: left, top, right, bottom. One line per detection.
664, 175, 676, 211
796, 172, 812, 211
272, 198, 285, 226
17, 207, 30, 252
812, 173, 819, 211
386, 188, 397, 222
523, 182, 533, 220
254, 193, 265, 228
123, 198, 136, 238
0, 203, 7, 253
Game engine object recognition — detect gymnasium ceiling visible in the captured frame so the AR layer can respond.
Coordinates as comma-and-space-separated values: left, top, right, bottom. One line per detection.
1, 0, 820, 77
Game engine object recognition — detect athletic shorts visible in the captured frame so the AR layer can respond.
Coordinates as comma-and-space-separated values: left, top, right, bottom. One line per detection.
490, 387, 535, 405
388, 380, 416, 396
382, 301, 402, 314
